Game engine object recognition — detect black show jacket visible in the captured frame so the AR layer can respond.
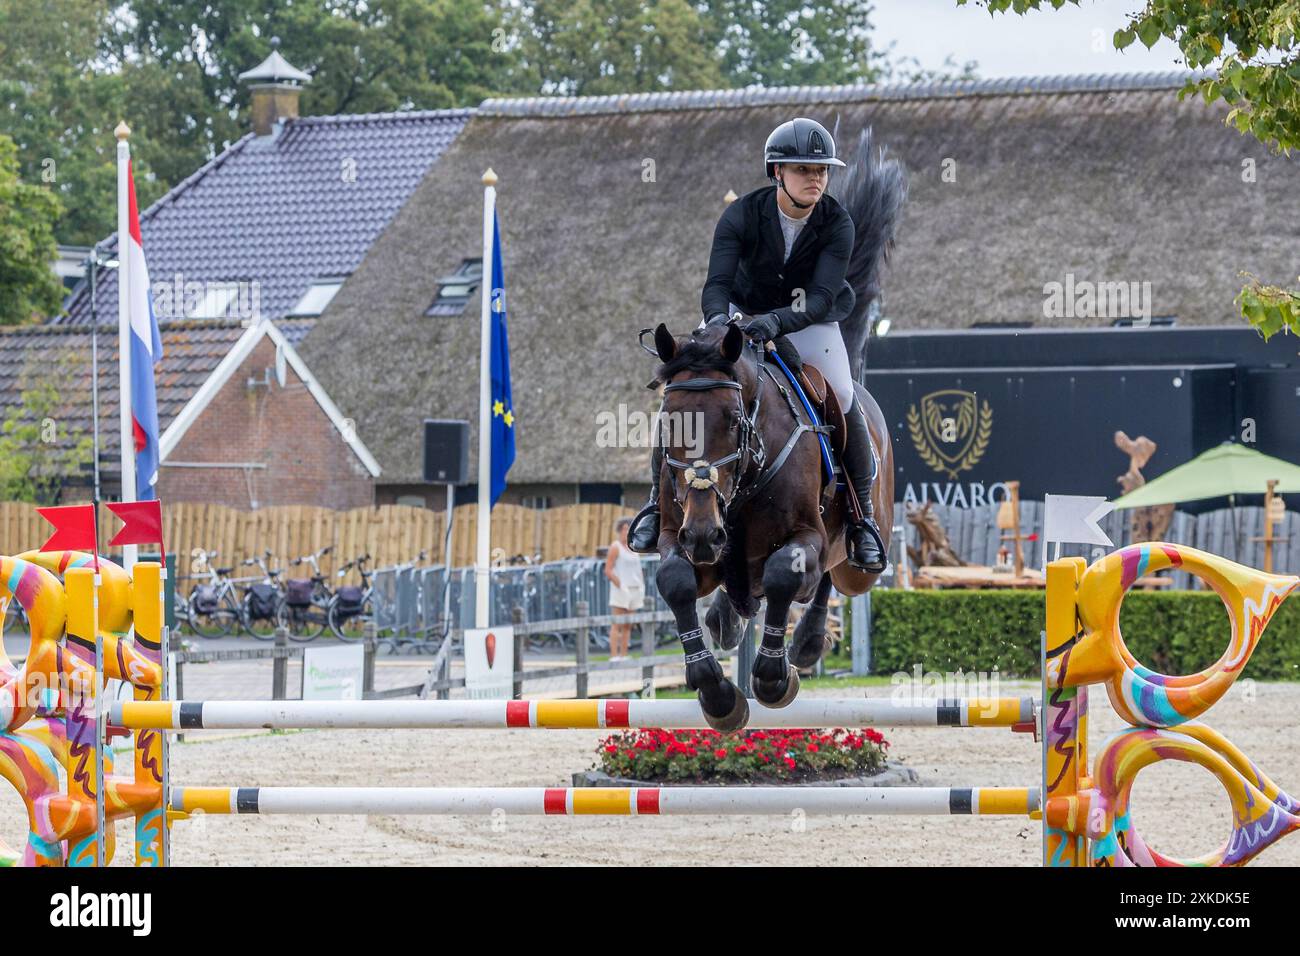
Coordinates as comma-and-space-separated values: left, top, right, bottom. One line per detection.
700, 184, 856, 332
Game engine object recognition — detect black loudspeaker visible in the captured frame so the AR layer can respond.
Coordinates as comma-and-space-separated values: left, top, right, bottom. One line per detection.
423, 419, 470, 484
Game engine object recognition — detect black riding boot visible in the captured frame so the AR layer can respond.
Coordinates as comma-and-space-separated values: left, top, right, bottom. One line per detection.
841, 400, 888, 573
627, 444, 662, 553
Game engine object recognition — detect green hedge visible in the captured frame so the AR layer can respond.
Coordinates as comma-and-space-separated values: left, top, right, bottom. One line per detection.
866, 589, 1300, 681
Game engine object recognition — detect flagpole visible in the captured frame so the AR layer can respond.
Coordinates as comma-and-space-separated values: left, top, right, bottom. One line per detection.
476, 168, 497, 630
116, 121, 138, 572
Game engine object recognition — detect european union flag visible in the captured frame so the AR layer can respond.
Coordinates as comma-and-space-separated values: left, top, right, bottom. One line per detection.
488, 209, 516, 506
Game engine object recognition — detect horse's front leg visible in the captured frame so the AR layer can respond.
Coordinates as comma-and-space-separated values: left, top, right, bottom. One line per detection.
790, 571, 835, 668
752, 532, 824, 708
655, 552, 749, 731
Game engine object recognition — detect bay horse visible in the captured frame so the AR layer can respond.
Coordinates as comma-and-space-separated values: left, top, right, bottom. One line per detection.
649, 320, 894, 730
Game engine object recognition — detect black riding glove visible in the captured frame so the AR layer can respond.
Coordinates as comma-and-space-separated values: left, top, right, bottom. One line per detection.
742, 312, 782, 343
704, 312, 731, 327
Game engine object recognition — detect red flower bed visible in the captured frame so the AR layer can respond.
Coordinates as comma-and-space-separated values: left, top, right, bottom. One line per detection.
594, 726, 889, 783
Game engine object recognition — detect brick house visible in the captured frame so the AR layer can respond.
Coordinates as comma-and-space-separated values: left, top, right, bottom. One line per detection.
0, 318, 378, 509
39, 47, 470, 508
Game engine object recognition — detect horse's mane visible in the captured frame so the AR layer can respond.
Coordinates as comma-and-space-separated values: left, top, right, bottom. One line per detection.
654, 325, 752, 383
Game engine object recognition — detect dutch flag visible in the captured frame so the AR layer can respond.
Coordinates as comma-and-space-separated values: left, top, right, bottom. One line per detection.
124, 162, 162, 500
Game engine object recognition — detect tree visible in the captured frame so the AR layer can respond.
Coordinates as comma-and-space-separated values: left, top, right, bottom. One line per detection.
0, 0, 165, 246
505, 0, 726, 95
0, 135, 65, 325
504, 0, 933, 94
960, 0, 1300, 339
0, 351, 92, 503
108, 0, 521, 186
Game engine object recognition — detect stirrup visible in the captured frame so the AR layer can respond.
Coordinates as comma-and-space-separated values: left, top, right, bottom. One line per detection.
848, 518, 888, 574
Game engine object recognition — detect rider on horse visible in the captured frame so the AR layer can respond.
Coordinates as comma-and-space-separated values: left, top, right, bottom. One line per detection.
627, 116, 888, 573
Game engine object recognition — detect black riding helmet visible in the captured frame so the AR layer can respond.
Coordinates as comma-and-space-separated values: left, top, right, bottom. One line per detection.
764, 117, 847, 179
765, 117, 846, 210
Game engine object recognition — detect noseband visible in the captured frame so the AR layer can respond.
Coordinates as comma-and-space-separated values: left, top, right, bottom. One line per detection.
661, 376, 760, 511
659, 352, 831, 519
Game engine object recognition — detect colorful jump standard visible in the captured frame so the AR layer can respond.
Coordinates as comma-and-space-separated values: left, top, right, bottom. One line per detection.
2, 521, 1298, 866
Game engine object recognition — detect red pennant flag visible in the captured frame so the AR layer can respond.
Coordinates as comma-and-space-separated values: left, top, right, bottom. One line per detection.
107, 500, 165, 561
36, 505, 98, 554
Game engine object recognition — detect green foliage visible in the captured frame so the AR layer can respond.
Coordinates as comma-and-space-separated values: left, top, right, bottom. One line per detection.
0, 135, 65, 325
959, 0, 1300, 339
1237, 274, 1300, 340
0, 351, 93, 503
1, 0, 970, 247
0, 0, 162, 247
868, 587, 1300, 680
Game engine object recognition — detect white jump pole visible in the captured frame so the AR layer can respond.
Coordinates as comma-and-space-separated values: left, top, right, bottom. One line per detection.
172, 785, 1040, 817
114, 696, 1038, 731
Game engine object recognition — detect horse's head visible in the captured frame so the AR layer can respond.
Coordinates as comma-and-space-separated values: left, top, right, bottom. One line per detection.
652, 321, 752, 566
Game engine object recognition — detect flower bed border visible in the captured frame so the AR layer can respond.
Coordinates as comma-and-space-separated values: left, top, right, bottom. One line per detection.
573, 761, 920, 789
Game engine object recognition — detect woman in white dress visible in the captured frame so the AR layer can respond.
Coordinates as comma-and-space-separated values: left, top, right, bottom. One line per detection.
604, 518, 646, 661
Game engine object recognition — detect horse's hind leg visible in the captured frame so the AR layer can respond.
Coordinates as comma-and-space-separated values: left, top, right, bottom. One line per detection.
705, 588, 745, 651
655, 553, 749, 731
752, 536, 821, 708
790, 572, 834, 669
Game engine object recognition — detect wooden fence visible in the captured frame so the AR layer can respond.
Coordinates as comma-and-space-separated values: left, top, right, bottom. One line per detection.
0, 501, 634, 583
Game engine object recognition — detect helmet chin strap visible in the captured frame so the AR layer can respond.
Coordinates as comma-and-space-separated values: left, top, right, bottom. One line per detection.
776, 171, 813, 210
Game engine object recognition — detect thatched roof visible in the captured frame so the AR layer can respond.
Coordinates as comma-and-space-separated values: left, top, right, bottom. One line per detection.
301, 72, 1300, 485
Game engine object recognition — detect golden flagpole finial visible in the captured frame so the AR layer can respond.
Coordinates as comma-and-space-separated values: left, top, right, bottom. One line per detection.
482, 168, 498, 187
114, 121, 131, 141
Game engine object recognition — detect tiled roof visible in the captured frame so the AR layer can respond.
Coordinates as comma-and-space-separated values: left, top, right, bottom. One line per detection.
0, 321, 249, 462
478, 71, 1213, 116
57, 109, 473, 327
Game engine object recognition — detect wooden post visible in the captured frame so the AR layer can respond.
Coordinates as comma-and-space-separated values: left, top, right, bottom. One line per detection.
363, 633, 376, 697
272, 626, 288, 700
997, 480, 1025, 576
1251, 479, 1287, 574
851, 592, 871, 676
172, 632, 185, 744
575, 600, 590, 699
640, 620, 655, 698
735, 613, 756, 698
511, 605, 526, 699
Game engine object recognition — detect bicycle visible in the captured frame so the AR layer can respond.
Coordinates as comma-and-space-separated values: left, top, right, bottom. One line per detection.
240, 551, 285, 640
185, 550, 246, 639
275, 545, 334, 642
327, 554, 374, 642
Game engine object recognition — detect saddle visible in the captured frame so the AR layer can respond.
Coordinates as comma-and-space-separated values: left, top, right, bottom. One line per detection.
760, 349, 860, 520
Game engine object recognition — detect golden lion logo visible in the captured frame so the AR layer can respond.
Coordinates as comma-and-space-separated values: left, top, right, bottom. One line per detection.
906, 389, 993, 480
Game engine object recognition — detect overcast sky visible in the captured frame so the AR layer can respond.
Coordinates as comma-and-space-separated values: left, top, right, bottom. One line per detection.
870, 0, 1190, 78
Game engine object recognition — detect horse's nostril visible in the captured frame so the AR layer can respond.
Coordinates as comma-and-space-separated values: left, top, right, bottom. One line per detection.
710, 528, 726, 546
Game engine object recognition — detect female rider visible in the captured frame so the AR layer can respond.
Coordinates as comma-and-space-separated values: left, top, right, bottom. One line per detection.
627, 117, 887, 573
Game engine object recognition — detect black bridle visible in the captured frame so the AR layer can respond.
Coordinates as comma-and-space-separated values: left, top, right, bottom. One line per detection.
661, 376, 761, 512
658, 346, 829, 517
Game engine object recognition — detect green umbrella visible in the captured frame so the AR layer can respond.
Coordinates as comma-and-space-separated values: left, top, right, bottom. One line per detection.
1112, 442, 1300, 509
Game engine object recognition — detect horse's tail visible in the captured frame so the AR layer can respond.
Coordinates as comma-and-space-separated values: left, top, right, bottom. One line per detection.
828, 122, 908, 382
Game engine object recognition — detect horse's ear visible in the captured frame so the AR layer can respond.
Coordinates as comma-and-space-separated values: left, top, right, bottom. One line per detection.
653, 323, 676, 363
719, 322, 744, 363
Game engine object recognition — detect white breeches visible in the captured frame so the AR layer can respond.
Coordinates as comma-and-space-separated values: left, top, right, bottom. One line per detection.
713, 304, 856, 412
